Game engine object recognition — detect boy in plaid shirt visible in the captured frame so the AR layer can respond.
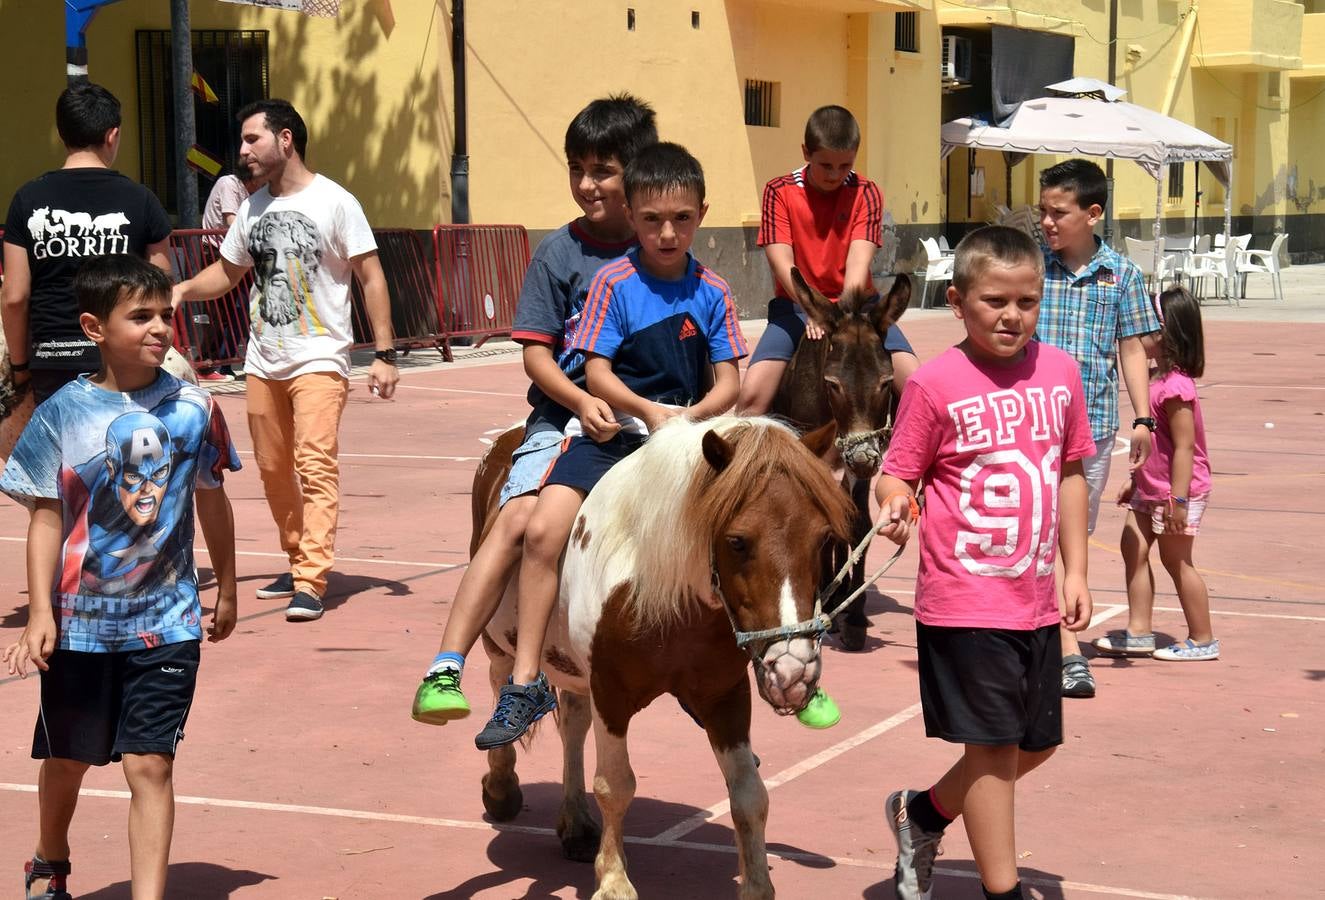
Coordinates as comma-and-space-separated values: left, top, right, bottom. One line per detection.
1035, 159, 1160, 698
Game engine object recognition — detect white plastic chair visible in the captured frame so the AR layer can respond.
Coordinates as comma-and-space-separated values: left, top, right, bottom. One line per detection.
920, 237, 954, 308
1236, 233, 1288, 301
937, 235, 955, 256
1187, 233, 1249, 304
1123, 237, 1179, 290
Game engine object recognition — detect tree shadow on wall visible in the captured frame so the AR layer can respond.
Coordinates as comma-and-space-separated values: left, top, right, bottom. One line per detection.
266, 3, 444, 227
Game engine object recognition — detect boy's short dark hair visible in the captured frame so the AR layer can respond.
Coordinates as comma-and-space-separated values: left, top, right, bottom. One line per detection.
75, 255, 173, 322
238, 98, 308, 160
1157, 285, 1205, 378
56, 82, 121, 150
952, 225, 1045, 292
1039, 159, 1108, 211
564, 93, 658, 167
624, 142, 705, 206
804, 105, 860, 154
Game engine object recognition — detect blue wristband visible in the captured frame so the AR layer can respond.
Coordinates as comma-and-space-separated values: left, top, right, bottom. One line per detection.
1171, 496, 1188, 505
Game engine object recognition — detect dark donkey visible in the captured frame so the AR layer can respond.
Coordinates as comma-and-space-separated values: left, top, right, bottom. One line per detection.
770, 267, 912, 650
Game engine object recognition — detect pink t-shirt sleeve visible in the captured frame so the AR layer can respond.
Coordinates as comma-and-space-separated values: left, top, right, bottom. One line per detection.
882, 381, 943, 481
1062, 362, 1096, 463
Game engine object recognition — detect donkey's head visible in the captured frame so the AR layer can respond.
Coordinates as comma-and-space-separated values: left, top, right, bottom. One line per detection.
791, 268, 912, 479
697, 420, 853, 715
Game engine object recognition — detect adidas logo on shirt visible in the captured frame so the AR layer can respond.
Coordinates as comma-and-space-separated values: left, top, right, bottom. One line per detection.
678, 317, 698, 340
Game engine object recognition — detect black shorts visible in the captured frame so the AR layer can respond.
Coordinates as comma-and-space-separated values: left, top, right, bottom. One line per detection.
915, 622, 1062, 752
34, 641, 200, 766
541, 433, 647, 495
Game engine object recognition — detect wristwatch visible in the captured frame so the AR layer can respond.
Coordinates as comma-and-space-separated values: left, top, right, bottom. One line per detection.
1132, 417, 1156, 432
373, 348, 398, 365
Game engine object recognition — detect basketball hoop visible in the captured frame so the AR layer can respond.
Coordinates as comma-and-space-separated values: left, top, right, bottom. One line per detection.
301, 0, 341, 17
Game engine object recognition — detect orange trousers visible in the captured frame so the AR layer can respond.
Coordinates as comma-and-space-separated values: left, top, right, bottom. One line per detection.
246, 372, 349, 598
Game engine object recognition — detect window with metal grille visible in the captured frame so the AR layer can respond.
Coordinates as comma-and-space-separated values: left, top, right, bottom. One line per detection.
895, 12, 919, 53
136, 30, 269, 216
1168, 162, 1184, 200
744, 79, 779, 128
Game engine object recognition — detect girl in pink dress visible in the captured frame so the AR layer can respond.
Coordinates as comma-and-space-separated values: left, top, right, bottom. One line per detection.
1095, 285, 1219, 661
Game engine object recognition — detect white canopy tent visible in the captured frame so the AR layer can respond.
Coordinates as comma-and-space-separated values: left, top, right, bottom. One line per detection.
940, 79, 1234, 283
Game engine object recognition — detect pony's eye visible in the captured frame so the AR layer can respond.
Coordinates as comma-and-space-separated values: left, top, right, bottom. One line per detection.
726, 535, 748, 555
824, 377, 844, 397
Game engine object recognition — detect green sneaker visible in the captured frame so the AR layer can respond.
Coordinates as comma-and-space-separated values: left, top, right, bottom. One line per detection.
795, 688, 841, 729
411, 668, 470, 725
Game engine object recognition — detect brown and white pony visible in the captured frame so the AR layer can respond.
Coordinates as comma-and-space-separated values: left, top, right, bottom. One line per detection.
476, 416, 853, 899
771, 268, 911, 650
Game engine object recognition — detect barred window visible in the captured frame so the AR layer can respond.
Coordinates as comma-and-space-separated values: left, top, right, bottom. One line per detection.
895, 12, 919, 53
744, 79, 780, 128
136, 30, 270, 216
1168, 162, 1184, 200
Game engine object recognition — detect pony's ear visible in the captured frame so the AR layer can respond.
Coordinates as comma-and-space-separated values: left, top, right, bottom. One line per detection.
800, 421, 838, 457
702, 429, 735, 472
869, 274, 912, 335
790, 267, 840, 331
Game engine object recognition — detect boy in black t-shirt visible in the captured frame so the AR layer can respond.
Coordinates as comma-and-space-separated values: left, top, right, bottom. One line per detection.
2, 82, 173, 403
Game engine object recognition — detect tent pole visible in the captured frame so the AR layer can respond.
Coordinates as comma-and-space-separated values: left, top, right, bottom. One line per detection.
1224, 161, 1234, 302
1153, 163, 1165, 291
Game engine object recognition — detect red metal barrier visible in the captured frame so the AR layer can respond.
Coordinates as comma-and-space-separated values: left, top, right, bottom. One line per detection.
170, 227, 445, 369
169, 229, 253, 369
433, 224, 530, 361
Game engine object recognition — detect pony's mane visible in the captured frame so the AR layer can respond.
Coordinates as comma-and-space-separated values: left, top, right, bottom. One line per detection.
583, 415, 853, 632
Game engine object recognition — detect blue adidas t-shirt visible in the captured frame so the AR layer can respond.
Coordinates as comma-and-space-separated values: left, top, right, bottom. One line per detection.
1, 372, 242, 653
570, 250, 747, 404
510, 220, 638, 435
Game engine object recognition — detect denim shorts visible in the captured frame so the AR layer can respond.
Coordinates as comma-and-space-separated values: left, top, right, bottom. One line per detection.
498, 429, 565, 507
748, 297, 915, 365
1081, 433, 1116, 535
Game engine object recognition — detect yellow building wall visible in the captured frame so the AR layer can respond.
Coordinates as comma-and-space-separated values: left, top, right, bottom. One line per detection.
0, 1, 444, 229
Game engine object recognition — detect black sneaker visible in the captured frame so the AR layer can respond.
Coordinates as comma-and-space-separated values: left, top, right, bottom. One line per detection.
1061, 653, 1097, 699
256, 573, 295, 600
474, 673, 557, 750
285, 590, 324, 622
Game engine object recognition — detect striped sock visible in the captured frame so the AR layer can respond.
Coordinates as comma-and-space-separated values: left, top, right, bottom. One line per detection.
427, 651, 465, 676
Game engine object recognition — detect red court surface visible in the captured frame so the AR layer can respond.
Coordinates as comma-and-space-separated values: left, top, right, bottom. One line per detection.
1, 315, 1321, 899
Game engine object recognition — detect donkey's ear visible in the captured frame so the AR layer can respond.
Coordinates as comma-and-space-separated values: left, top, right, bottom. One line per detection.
800, 421, 838, 458
702, 429, 735, 472
869, 274, 912, 334
790, 267, 840, 331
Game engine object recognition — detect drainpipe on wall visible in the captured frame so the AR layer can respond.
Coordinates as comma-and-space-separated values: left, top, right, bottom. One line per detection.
1104, 0, 1119, 246
171, 0, 199, 227
64, 0, 124, 83
450, 0, 470, 225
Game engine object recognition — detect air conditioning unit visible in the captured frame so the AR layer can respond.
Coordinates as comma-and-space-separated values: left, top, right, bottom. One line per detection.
941, 35, 972, 84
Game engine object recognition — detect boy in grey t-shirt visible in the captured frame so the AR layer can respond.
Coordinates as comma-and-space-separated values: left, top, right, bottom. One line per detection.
410, 94, 657, 725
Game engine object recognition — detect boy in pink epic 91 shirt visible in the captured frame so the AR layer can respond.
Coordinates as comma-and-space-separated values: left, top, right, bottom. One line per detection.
872, 226, 1094, 900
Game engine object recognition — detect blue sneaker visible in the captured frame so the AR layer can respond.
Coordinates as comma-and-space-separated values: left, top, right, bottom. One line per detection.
474, 673, 557, 750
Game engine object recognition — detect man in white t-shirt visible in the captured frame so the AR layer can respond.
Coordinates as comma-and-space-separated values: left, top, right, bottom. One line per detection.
174, 99, 399, 622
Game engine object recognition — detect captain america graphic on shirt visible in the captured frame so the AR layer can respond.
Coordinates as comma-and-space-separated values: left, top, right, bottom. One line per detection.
1, 374, 241, 653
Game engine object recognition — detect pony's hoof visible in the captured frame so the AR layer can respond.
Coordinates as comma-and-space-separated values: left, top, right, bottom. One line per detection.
480, 773, 524, 821
559, 819, 602, 862
591, 880, 639, 900
836, 617, 867, 652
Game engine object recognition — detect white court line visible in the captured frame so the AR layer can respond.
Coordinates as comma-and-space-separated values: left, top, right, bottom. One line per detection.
233, 449, 480, 462
1089, 604, 1128, 629
1154, 605, 1325, 623
1205, 383, 1325, 391
0, 536, 461, 570
651, 611, 1125, 844
653, 702, 924, 842
394, 384, 526, 398
0, 783, 1208, 899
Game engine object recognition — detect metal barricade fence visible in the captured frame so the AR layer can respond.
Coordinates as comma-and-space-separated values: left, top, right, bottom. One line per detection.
170, 227, 446, 369
433, 224, 530, 360
349, 228, 442, 352
169, 229, 253, 368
